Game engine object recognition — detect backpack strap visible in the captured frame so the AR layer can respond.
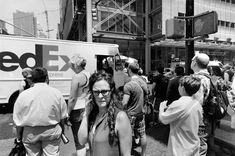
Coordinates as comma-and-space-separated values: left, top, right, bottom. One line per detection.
197, 73, 217, 96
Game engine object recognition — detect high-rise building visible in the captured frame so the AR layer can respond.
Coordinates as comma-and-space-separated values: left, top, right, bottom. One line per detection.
13, 10, 37, 37
0, 20, 7, 31
0, 20, 8, 34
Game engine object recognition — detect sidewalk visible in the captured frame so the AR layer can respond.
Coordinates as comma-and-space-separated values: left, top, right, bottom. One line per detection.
1, 113, 234, 156
214, 116, 235, 155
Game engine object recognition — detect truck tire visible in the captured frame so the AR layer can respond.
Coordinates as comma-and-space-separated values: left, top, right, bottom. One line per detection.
8, 90, 20, 113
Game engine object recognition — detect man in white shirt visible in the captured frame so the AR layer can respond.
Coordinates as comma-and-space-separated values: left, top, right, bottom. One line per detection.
13, 67, 68, 156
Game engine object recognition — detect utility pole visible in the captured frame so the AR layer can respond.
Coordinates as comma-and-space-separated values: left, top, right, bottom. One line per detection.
185, 0, 194, 75
145, 0, 150, 74
86, 0, 92, 42
42, 0, 53, 38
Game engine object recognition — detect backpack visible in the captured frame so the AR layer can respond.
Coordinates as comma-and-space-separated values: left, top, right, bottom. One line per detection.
202, 74, 229, 120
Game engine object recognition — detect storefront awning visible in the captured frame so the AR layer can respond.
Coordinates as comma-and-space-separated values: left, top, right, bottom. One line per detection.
151, 40, 235, 51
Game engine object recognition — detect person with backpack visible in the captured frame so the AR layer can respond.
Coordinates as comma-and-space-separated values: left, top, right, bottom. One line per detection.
191, 53, 218, 156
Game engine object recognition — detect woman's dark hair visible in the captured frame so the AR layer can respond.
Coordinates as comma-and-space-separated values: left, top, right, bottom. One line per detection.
88, 71, 117, 146
179, 75, 201, 96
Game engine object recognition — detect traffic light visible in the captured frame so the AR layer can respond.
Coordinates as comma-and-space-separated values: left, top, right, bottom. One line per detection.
165, 18, 185, 39
193, 11, 218, 37
92, 8, 97, 21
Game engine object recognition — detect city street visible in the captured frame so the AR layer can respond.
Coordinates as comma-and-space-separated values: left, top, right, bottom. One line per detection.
1, 113, 235, 156
0, 113, 167, 156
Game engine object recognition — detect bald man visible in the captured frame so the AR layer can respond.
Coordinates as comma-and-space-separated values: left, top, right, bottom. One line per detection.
191, 53, 215, 156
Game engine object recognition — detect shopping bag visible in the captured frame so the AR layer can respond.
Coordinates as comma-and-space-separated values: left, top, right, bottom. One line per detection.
8, 139, 26, 156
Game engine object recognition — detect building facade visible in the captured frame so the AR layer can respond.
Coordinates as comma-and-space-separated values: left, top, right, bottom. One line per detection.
151, 0, 235, 70
58, 0, 148, 71
58, 0, 235, 73
13, 10, 37, 37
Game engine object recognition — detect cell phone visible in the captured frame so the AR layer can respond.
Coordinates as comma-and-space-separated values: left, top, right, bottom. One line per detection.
61, 133, 69, 144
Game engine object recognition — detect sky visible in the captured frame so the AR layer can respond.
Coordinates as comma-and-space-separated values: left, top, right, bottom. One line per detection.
0, 0, 60, 39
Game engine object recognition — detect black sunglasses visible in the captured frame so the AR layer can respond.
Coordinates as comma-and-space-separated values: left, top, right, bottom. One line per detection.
92, 90, 111, 96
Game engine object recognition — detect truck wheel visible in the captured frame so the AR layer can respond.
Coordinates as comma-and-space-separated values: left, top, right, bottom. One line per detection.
8, 90, 20, 113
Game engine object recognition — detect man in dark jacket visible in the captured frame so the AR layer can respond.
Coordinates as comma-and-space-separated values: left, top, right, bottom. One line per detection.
166, 66, 184, 105
152, 67, 169, 111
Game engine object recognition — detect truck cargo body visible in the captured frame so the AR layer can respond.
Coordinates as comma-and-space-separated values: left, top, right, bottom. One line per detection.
0, 35, 119, 111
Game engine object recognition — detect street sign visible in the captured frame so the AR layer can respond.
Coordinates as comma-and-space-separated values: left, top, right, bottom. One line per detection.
193, 11, 218, 37
166, 18, 185, 39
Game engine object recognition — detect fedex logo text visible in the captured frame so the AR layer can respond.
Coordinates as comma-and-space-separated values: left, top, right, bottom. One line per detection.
0, 44, 70, 71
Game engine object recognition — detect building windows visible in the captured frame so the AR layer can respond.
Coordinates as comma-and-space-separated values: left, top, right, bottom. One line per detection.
98, 0, 144, 35
231, 23, 235, 28
221, 20, 225, 26
221, 0, 235, 3
218, 20, 235, 28
178, 12, 185, 17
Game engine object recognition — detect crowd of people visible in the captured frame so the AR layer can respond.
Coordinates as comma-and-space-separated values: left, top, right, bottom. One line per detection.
12, 53, 235, 156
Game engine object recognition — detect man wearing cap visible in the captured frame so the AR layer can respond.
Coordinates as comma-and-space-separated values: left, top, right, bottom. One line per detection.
13, 67, 68, 156
122, 62, 148, 156
191, 53, 215, 156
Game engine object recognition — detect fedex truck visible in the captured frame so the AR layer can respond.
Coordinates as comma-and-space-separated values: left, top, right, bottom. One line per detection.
0, 35, 125, 113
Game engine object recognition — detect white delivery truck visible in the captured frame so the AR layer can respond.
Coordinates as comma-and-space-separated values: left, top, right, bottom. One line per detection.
0, 35, 125, 113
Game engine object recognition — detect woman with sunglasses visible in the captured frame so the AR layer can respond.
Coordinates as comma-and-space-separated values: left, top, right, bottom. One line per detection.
78, 71, 132, 156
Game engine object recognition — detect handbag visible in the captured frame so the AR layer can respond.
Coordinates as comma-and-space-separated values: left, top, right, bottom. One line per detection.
8, 139, 26, 156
